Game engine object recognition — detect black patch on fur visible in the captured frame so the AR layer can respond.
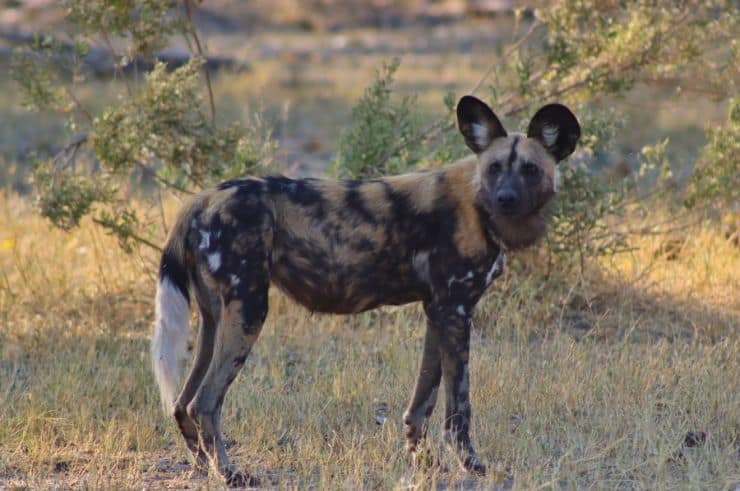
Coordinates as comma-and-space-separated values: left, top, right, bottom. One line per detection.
507, 136, 520, 168
217, 178, 255, 191
159, 248, 190, 305
227, 195, 270, 225
381, 182, 450, 252
354, 238, 376, 252
225, 178, 264, 196
344, 181, 377, 224
474, 204, 503, 251
265, 176, 323, 206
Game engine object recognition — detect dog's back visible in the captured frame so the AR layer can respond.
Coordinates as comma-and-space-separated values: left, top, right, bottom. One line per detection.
165, 158, 489, 315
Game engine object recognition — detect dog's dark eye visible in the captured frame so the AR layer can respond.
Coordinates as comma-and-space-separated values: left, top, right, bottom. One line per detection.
521, 162, 539, 176
489, 162, 502, 174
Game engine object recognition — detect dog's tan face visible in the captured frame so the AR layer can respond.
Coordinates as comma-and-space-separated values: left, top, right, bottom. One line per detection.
457, 96, 581, 249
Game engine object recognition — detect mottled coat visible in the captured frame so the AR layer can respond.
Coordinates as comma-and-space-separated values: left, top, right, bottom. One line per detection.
151, 95, 580, 486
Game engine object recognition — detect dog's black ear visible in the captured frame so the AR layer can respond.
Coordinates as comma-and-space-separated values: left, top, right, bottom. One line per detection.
457, 95, 507, 154
527, 103, 581, 162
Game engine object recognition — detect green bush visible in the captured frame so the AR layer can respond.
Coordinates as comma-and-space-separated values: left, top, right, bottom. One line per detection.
331, 59, 421, 179
685, 97, 739, 210
12, 1, 275, 252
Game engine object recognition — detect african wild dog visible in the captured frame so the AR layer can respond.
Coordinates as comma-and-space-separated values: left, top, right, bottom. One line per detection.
152, 95, 580, 486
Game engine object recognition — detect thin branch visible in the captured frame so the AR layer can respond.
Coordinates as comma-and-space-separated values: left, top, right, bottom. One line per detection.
51, 133, 89, 169
157, 187, 168, 236
639, 76, 727, 98
373, 119, 450, 170
134, 162, 195, 195
63, 86, 94, 124
182, 166, 206, 190
503, 11, 693, 117
615, 210, 710, 237
182, 0, 216, 124
92, 217, 163, 252
469, 19, 542, 95
99, 30, 132, 97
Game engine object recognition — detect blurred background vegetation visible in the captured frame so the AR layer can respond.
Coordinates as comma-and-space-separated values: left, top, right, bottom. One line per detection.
0, 0, 737, 268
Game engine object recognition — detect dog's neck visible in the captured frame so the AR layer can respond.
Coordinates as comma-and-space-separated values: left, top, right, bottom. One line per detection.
475, 203, 550, 251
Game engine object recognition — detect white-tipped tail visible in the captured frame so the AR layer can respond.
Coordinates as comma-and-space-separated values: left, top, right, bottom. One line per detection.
151, 277, 190, 414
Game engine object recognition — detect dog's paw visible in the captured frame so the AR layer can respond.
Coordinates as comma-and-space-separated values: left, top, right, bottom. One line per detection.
409, 447, 447, 473
462, 455, 486, 476
224, 469, 259, 488
188, 454, 209, 477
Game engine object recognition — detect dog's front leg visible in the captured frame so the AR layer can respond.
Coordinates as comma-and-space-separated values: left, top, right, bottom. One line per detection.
403, 322, 442, 465
426, 304, 486, 475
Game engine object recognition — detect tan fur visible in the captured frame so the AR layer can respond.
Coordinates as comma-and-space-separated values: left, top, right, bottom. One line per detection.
443, 160, 490, 258
358, 180, 392, 217
385, 172, 439, 213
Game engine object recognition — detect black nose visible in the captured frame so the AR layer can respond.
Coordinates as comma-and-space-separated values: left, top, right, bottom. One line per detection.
496, 189, 517, 208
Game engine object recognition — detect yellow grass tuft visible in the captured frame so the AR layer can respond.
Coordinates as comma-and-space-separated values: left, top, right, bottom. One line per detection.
0, 192, 737, 489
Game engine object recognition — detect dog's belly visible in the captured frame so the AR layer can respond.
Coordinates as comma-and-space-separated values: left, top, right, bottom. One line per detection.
270, 254, 427, 314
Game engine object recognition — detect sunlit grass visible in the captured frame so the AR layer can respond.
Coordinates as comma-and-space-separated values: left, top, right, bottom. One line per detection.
0, 192, 737, 489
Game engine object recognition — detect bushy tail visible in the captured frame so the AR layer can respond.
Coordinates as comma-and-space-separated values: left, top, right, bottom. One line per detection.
151, 243, 192, 414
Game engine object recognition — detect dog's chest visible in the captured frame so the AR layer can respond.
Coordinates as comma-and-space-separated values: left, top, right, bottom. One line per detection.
422, 247, 505, 305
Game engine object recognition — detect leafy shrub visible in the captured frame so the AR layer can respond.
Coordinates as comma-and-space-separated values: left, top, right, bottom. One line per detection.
685, 97, 739, 210
33, 157, 111, 231
332, 58, 421, 179
12, 1, 275, 252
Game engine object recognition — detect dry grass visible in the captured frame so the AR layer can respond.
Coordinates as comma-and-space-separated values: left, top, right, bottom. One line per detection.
0, 191, 737, 490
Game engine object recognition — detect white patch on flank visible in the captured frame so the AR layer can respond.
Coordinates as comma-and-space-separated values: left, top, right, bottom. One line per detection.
542, 123, 559, 147
554, 166, 561, 192
412, 250, 431, 284
447, 270, 474, 288
230, 274, 240, 287
198, 230, 210, 250
456, 305, 466, 316
152, 278, 190, 414
207, 252, 221, 272
485, 254, 506, 286
472, 123, 489, 149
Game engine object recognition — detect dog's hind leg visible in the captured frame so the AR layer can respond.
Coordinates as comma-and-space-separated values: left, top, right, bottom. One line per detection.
187, 265, 269, 487
403, 322, 442, 465
172, 281, 220, 475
